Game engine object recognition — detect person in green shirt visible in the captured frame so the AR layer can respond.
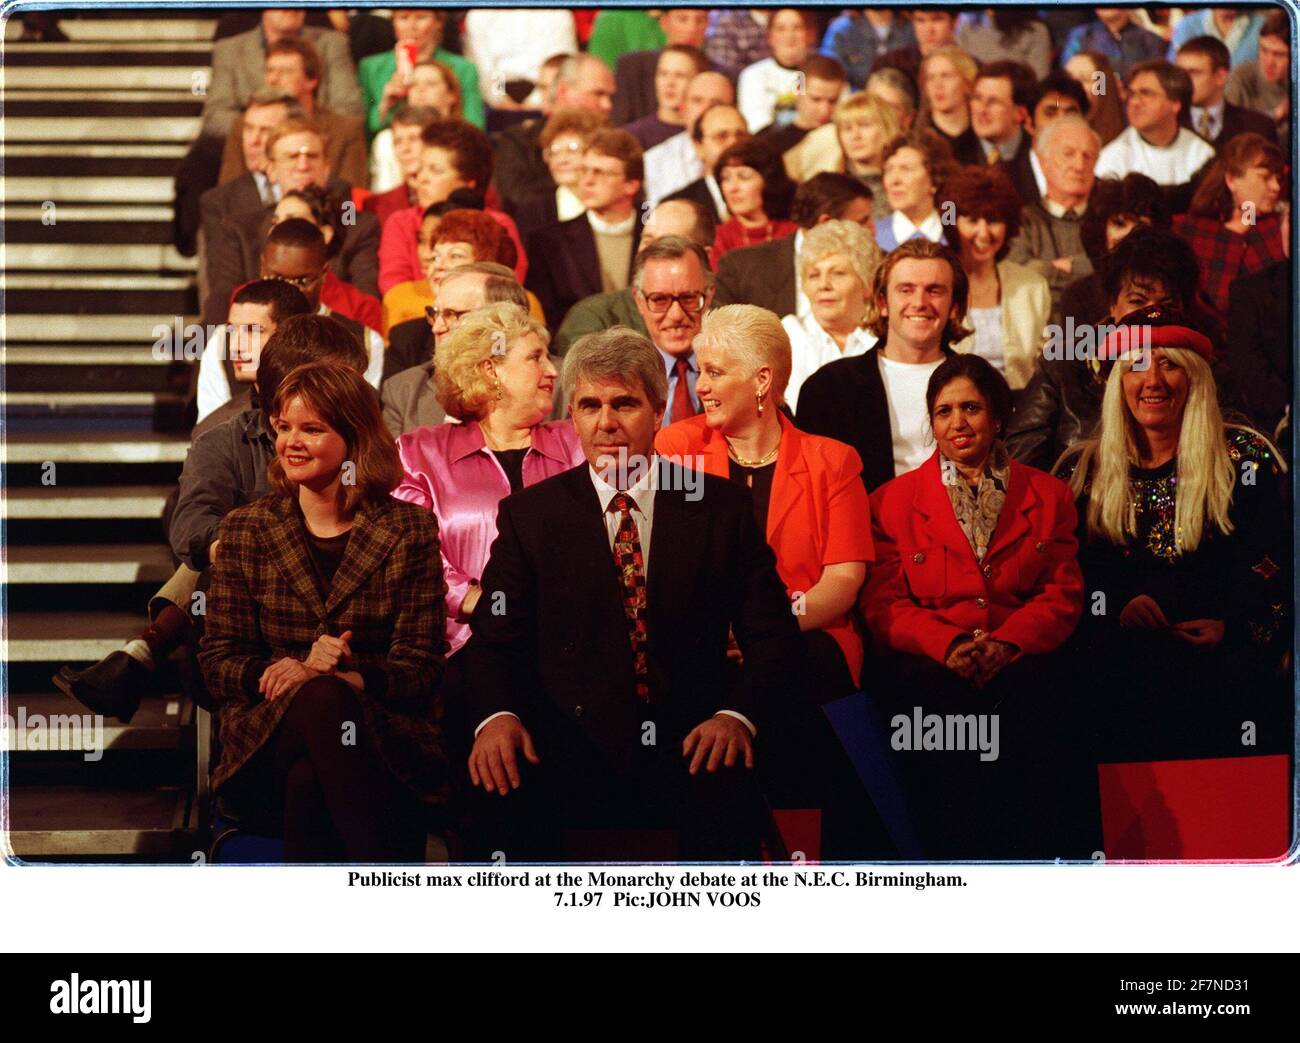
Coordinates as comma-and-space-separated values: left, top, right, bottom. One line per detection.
358, 9, 484, 136
586, 9, 665, 70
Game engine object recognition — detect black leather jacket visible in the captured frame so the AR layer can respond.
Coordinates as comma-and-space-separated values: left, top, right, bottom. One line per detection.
1005, 357, 1106, 473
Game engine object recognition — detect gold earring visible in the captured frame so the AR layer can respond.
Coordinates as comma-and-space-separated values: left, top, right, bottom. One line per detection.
493, 378, 503, 400
756, 390, 765, 416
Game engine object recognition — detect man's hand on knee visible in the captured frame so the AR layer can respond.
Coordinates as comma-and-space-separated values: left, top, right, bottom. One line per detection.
468, 716, 540, 795
682, 714, 754, 775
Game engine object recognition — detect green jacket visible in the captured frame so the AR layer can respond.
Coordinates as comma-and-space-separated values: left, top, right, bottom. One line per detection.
358, 48, 484, 136
553, 288, 648, 356
586, 11, 665, 69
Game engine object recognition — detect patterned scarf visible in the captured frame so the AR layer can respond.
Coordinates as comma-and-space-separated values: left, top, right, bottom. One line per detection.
941, 444, 1010, 562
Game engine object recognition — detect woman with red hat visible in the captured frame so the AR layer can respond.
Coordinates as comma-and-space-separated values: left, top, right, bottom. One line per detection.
1058, 306, 1290, 764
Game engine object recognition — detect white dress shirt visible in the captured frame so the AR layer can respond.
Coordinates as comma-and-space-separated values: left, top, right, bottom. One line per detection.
645, 132, 702, 203
890, 209, 945, 245
477, 458, 755, 735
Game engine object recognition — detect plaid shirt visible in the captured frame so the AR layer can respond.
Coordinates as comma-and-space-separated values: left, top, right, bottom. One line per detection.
1174, 213, 1287, 320
704, 9, 770, 79
199, 493, 451, 806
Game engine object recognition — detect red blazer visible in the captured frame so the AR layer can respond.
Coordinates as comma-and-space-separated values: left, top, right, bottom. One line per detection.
863, 450, 1083, 665
656, 412, 874, 684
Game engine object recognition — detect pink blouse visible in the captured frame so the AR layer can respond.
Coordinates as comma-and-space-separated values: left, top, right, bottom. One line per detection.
392, 419, 585, 652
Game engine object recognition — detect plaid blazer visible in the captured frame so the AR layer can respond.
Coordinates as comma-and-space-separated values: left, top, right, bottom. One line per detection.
198, 493, 451, 807
1173, 212, 1287, 321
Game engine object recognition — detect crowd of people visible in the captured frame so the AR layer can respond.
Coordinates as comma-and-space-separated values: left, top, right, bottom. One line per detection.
54, 8, 1293, 863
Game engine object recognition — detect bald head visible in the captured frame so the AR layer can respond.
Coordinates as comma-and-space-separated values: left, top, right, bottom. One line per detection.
643, 198, 715, 248
683, 71, 735, 128
554, 53, 615, 117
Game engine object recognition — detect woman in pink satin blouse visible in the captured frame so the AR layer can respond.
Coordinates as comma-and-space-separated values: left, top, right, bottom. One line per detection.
393, 302, 584, 653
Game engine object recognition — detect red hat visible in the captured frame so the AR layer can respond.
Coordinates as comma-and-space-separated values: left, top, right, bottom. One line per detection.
1098, 306, 1214, 362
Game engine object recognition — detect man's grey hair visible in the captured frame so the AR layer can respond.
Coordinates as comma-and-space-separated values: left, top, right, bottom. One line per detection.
1034, 112, 1101, 159
441, 262, 528, 310
631, 235, 715, 292
244, 88, 303, 118
562, 326, 668, 412
553, 53, 606, 101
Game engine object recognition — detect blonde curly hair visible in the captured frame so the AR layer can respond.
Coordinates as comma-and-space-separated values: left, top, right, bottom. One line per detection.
434, 302, 550, 421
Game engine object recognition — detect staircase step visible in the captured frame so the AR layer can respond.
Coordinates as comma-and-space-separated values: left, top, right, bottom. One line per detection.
5, 116, 202, 142
5, 18, 215, 42
4, 346, 179, 365
4, 487, 171, 522
6, 544, 175, 584
5, 432, 189, 464
3, 242, 196, 271
4, 314, 193, 341
6, 610, 157, 661
3, 42, 213, 63
4, 176, 178, 204
3, 391, 186, 408
3, 274, 193, 291
3, 693, 186, 754
6, 786, 195, 858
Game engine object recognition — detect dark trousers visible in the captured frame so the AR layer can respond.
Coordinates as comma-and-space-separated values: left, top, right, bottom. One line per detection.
869, 650, 1101, 861
758, 629, 897, 860
228, 676, 427, 863
463, 719, 765, 863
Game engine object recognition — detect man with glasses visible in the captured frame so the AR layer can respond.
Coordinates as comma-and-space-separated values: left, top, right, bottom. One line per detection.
662, 101, 750, 220
197, 220, 384, 421
381, 262, 530, 436
630, 236, 715, 425
202, 116, 380, 327
526, 127, 644, 334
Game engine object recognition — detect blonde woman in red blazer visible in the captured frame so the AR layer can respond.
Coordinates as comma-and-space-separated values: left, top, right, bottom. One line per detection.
861, 353, 1092, 860
657, 304, 888, 858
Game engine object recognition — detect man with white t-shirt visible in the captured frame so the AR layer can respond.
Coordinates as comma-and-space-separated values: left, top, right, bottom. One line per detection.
796, 239, 967, 492
1094, 59, 1215, 188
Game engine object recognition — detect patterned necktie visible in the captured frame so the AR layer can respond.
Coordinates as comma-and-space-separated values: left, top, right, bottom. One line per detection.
609, 493, 650, 702
671, 357, 696, 420
1197, 109, 1213, 140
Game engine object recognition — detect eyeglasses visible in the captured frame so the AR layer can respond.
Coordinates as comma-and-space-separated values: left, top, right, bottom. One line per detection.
638, 291, 707, 315
425, 305, 470, 324
547, 141, 584, 156
263, 271, 321, 289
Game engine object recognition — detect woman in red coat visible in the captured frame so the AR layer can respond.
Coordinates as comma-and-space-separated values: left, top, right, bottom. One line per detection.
862, 353, 1091, 860
656, 304, 887, 858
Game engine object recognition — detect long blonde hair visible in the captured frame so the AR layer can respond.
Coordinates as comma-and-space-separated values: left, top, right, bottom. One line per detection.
1064, 347, 1234, 552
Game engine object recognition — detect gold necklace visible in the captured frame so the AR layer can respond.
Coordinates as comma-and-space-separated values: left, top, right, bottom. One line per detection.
725, 440, 779, 468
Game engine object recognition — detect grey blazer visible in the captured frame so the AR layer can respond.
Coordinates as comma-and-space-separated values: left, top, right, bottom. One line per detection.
201, 26, 362, 138
381, 362, 448, 438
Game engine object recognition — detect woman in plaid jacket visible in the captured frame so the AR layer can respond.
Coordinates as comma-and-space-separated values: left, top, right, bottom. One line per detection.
200, 362, 450, 862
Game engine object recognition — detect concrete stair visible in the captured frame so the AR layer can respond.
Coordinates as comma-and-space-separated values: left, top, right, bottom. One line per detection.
3, 11, 219, 862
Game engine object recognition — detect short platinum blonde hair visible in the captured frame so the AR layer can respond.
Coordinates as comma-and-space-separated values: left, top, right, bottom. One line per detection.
434, 302, 549, 421
693, 304, 792, 404
798, 218, 883, 291
563, 325, 668, 412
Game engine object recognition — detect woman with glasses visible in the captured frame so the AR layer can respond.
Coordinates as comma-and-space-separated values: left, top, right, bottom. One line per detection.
393, 303, 583, 660
513, 108, 606, 246
709, 138, 798, 269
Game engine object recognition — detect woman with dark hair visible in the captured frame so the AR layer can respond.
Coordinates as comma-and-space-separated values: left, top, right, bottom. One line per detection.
200, 361, 451, 861
1057, 310, 1290, 764
709, 138, 798, 267
1175, 133, 1287, 319
1005, 226, 1203, 472
939, 165, 1050, 390
874, 128, 954, 252
1061, 173, 1169, 329
1064, 50, 1127, 146
863, 353, 1090, 858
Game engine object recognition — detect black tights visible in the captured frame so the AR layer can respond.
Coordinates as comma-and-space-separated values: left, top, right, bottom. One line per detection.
265, 676, 426, 863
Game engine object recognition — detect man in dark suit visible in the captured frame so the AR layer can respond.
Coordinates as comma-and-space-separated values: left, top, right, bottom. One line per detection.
492, 54, 615, 214
1006, 73, 1089, 208
971, 61, 1037, 176
662, 102, 749, 221
201, 116, 378, 327
525, 128, 643, 333
798, 240, 965, 491
461, 326, 804, 861
1175, 35, 1278, 152
1226, 247, 1290, 437
713, 172, 873, 317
